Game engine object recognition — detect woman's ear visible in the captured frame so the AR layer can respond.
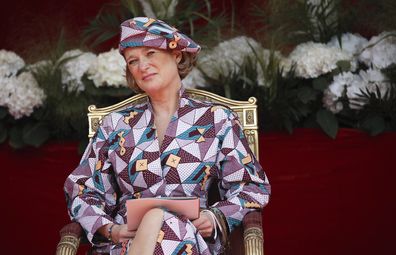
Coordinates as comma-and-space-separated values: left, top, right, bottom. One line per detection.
173, 50, 182, 64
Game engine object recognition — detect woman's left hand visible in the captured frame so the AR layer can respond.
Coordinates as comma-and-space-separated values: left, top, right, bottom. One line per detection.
192, 211, 214, 238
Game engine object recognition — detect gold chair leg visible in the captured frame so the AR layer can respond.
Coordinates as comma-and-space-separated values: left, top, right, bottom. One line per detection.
56, 235, 80, 255
244, 227, 264, 255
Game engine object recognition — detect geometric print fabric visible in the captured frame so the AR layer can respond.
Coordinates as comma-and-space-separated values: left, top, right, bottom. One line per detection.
64, 87, 270, 254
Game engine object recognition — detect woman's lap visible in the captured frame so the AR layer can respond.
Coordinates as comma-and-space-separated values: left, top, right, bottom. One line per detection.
113, 210, 211, 255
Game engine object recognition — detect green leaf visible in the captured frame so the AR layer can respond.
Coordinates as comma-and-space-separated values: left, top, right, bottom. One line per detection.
9, 126, 26, 149
0, 107, 7, 119
299, 104, 311, 117
312, 77, 330, 91
336, 60, 351, 72
303, 114, 320, 128
22, 122, 50, 147
297, 86, 317, 103
361, 116, 385, 136
121, 0, 142, 16
316, 109, 339, 139
0, 122, 7, 143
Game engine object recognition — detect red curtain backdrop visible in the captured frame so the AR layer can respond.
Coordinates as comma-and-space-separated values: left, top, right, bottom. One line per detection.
0, 0, 263, 53
259, 129, 396, 255
3, 128, 396, 255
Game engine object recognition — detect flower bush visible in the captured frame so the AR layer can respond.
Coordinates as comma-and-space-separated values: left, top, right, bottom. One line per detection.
0, 48, 132, 148
0, 50, 46, 120
359, 31, 396, 69
287, 42, 356, 79
0, 49, 25, 77
60, 49, 96, 93
87, 48, 127, 88
197, 31, 396, 138
326, 33, 368, 56
1, 72, 46, 119
1, 0, 395, 148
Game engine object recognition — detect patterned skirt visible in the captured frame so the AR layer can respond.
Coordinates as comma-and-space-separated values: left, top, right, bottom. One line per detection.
110, 211, 213, 255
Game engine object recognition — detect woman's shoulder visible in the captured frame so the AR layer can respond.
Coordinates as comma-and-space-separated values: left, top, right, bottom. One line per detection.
184, 96, 238, 125
100, 101, 149, 127
185, 94, 231, 111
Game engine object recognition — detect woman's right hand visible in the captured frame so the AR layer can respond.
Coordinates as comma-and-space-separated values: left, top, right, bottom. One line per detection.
111, 224, 136, 243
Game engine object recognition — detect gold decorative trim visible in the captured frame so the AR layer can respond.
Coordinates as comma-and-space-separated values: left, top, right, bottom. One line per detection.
244, 227, 264, 255
244, 130, 259, 158
89, 117, 101, 135
247, 97, 257, 104
87, 89, 259, 159
56, 235, 80, 255
245, 110, 255, 125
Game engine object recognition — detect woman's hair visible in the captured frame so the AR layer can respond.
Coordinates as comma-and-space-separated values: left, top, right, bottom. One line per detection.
125, 51, 197, 93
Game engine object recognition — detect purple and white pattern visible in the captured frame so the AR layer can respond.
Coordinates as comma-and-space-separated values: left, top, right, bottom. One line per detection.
119, 17, 201, 55
64, 87, 270, 254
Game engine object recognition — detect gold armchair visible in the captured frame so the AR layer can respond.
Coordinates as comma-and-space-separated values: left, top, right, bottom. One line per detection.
56, 88, 264, 255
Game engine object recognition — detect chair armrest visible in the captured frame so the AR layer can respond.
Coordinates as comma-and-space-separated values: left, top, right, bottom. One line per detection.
243, 210, 264, 255
56, 222, 83, 255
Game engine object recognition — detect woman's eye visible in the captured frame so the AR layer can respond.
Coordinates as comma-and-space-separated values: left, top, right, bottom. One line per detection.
147, 51, 155, 56
128, 59, 138, 65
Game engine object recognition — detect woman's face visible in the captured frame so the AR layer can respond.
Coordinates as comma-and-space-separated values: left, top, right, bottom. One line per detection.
124, 47, 182, 95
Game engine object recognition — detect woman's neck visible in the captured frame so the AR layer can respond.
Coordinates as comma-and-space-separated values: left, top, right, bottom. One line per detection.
149, 85, 181, 116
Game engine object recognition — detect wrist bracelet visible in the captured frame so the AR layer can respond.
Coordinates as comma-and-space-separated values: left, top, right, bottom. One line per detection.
107, 223, 117, 242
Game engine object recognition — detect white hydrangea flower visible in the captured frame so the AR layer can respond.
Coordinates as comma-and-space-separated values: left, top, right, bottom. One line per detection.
327, 33, 368, 56
88, 48, 127, 88
358, 68, 389, 98
0, 76, 13, 107
323, 89, 344, 113
288, 42, 354, 78
327, 71, 361, 97
182, 68, 208, 88
323, 71, 364, 112
359, 31, 396, 69
323, 68, 390, 112
60, 49, 96, 93
198, 36, 264, 78
198, 36, 285, 87
0, 72, 45, 119
0, 49, 25, 77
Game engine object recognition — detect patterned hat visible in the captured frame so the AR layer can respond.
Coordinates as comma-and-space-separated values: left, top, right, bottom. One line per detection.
119, 17, 201, 55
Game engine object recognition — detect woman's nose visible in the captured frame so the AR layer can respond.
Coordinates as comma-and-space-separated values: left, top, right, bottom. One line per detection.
138, 57, 149, 71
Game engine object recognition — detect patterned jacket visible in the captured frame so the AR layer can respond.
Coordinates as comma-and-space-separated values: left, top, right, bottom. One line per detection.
64, 87, 271, 252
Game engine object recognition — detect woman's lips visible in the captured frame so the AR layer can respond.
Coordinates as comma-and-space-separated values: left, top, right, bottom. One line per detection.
142, 73, 156, 80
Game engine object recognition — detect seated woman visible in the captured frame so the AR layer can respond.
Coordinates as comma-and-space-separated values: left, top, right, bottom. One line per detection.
64, 17, 271, 255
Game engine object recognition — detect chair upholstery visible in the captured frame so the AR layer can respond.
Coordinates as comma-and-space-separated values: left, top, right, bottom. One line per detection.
56, 88, 264, 255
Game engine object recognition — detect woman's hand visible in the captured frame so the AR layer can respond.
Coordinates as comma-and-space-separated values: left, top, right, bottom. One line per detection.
111, 224, 136, 243
192, 211, 214, 238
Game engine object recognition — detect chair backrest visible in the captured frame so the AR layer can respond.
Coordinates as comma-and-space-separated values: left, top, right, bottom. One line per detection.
87, 88, 259, 157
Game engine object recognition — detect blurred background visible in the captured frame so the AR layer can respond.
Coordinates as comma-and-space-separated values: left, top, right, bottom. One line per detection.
1, 0, 396, 254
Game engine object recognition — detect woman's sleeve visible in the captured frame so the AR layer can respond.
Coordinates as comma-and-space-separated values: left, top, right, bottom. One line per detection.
63, 114, 118, 245
211, 108, 271, 236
